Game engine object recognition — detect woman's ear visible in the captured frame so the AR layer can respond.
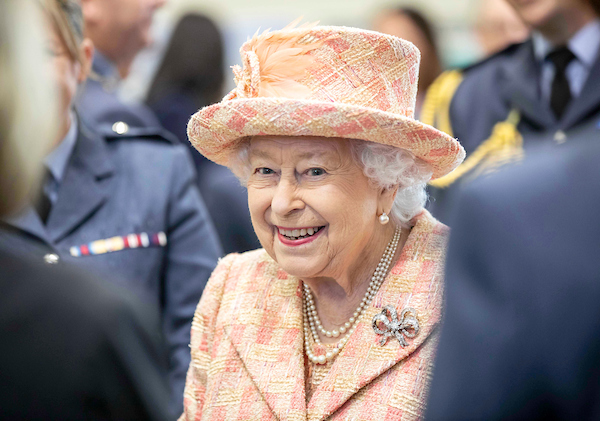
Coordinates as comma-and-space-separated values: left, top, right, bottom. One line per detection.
77, 38, 94, 83
378, 185, 400, 215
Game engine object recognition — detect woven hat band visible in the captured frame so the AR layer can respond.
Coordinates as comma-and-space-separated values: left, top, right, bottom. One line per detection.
225, 26, 420, 119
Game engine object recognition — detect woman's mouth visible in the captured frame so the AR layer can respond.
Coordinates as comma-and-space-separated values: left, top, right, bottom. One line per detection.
278, 226, 324, 240
276, 226, 326, 246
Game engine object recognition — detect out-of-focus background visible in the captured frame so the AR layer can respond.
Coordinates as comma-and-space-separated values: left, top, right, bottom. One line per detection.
123, 0, 527, 102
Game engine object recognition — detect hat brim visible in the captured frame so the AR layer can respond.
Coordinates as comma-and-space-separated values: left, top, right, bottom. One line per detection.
188, 97, 465, 180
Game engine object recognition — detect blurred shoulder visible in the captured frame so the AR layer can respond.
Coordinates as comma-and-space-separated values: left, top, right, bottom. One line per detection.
97, 122, 179, 148
458, 41, 529, 86
89, 122, 190, 166
461, 140, 600, 215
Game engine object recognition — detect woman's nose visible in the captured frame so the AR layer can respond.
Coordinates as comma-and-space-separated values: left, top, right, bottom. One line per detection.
271, 179, 305, 216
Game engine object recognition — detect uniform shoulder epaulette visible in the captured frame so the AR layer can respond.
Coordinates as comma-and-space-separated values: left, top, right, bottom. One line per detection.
99, 121, 179, 144
420, 69, 464, 136
422, 42, 529, 189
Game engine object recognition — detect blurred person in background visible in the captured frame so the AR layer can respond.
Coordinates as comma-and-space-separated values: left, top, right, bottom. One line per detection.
421, 0, 600, 224
373, 7, 443, 113
476, 0, 530, 56
0, 0, 170, 419
426, 139, 600, 420
77, 0, 167, 128
0, 0, 222, 416
147, 13, 260, 254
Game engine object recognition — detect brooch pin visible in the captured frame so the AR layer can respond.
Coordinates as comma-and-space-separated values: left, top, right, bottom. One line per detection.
372, 305, 419, 347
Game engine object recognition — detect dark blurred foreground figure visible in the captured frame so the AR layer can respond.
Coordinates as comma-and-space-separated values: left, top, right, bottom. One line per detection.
422, 0, 600, 224
147, 13, 260, 254
373, 7, 442, 113
426, 140, 600, 420
0, 1, 170, 419
0, 0, 222, 416
77, 0, 166, 128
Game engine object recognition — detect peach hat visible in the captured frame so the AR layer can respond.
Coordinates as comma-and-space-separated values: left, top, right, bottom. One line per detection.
187, 23, 465, 179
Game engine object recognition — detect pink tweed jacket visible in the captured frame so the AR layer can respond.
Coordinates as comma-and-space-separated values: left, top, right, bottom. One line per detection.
180, 211, 448, 421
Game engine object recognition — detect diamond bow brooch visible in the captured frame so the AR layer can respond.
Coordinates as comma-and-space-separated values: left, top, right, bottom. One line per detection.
372, 305, 419, 347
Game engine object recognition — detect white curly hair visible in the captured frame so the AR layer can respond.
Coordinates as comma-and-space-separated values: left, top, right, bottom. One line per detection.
230, 137, 433, 227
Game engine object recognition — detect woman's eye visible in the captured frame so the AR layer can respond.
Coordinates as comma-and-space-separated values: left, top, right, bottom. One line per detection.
256, 167, 275, 175
307, 168, 325, 176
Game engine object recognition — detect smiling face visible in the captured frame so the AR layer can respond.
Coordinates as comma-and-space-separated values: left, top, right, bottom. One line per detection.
246, 136, 395, 282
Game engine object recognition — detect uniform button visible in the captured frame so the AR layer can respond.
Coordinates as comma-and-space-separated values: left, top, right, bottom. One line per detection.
553, 130, 567, 144
43, 253, 60, 265
112, 121, 129, 135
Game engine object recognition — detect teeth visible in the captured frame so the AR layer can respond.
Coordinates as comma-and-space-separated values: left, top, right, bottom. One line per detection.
279, 226, 322, 240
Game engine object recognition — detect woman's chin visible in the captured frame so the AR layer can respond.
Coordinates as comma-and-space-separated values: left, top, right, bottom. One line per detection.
274, 256, 324, 279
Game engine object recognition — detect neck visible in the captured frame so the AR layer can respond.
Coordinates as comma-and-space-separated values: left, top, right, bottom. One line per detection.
539, 9, 596, 45
303, 224, 408, 344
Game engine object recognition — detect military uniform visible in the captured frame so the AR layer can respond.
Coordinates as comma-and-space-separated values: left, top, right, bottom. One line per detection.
422, 26, 600, 224
1, 117, 222, 417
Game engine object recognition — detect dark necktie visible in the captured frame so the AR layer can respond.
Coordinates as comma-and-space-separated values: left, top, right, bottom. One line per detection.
547, 46, 576, 119
34, 170, 52, 224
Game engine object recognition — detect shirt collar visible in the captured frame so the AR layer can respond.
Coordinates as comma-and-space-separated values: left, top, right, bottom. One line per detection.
92, 50, 120, 79
45, 113, 78, 184
532, 19, 600, 67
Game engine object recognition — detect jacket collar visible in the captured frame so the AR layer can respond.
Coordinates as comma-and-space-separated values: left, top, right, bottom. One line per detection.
224, 211, 447, 421
499, 41, 556, 129
91, 51, 121, 92
500, 39, 600, 130
4, 116, 114, 245
45, 118, 115, 243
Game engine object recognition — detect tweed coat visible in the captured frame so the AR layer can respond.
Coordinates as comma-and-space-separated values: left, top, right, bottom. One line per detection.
180, 211, 448, 421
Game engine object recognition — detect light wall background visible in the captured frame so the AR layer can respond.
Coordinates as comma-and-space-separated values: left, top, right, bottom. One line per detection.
123, 0, 483, 100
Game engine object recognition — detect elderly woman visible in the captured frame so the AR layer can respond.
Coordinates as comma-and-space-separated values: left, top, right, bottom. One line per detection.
181, 23, 465, 420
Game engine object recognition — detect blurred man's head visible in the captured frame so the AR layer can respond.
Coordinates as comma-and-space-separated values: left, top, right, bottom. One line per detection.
477, 0, 529, 56
81, 0, 166, 77
505, 0, 597, 43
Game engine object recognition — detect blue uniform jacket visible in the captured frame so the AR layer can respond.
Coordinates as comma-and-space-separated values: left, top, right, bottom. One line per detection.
426, 139, 600, 420
428, 40, 600, 223
1, 118, 222, 416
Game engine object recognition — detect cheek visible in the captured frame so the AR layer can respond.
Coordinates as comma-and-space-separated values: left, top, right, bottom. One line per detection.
53, 60, 79, 111
247, 187, 273, 235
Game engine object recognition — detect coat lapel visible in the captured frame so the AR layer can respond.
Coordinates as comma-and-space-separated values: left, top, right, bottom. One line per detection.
4, 206, 54, 246
498, 42, 556, 130
561, 50, 600, 129
306, 211, 447, 421
224, 252, 307, 421
46, 121, 114, 243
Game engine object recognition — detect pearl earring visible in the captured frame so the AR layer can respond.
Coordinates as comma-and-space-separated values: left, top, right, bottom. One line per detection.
379, 212, 389, 225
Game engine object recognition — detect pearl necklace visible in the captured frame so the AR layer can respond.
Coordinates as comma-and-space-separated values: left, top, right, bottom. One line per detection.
302, 227, 401, 365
